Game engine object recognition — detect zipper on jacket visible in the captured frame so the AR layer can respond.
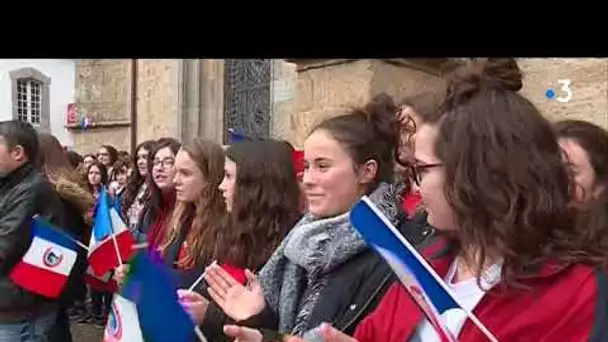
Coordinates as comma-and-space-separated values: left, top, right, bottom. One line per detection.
338, 272, 394, 333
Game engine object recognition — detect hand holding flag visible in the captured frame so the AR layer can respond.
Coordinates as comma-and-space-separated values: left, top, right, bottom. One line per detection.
9, 217, 79, 298
120, 250, 196, 342
349, 196, 499, 342
88, 188, 135, 276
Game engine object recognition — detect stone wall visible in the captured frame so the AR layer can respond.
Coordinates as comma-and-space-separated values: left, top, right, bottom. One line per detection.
71, 59, 182, 154
136, 59, 181, 143
71, 59, 132, 153
518, 58, 607, 128
70, 58, 607, 154
285, 59, 445, 147
269, 60, 297, 143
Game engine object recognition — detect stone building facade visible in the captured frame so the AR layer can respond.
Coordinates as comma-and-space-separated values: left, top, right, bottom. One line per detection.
70, 58, 607, 153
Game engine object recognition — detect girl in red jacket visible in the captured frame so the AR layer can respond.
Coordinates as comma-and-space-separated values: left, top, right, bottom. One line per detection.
224, 58, 608, 342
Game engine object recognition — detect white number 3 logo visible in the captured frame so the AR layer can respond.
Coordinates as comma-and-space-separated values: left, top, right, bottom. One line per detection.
556, 79, 572, 103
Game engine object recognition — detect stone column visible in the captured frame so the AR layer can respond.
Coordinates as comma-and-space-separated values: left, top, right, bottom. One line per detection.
178, 59, 202, 141
136, 59, 181, 142
269, 60, 297, 141
198, 59, 225, 144
284, 59, 447, 147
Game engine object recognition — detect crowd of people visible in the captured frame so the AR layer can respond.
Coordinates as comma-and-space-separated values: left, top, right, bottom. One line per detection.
0, 57, 607, 342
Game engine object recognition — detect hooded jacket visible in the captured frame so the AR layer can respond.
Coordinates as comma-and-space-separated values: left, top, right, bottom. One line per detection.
51, 176, 94, 307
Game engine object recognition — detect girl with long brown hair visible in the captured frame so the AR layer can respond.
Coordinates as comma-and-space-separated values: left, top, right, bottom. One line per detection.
134, 138, 181, 248
159, 137, 233, 288
177, 139, 303, 341
556, 120, 608, 277
268, 59, 608, 342
121, 140, 156, 232
555, 119, 608, 205
36, 133, 95, 341
198, 94, 434, 342
115, 138, 181, 284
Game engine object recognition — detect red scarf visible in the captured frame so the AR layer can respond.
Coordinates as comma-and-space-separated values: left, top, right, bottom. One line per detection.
147, 192, 176, 249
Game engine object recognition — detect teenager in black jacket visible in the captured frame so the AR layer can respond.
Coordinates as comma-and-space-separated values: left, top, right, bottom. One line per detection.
0, 122, 67, 341
181, 94, 435, 341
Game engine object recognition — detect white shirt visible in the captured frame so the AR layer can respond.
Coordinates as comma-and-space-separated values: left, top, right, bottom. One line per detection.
409, 259, 502, 342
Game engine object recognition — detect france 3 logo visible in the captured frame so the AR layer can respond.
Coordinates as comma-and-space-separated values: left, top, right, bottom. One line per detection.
545, 79, 573, 103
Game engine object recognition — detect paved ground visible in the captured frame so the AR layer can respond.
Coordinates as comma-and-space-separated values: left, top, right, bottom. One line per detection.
71, 322, 104, 341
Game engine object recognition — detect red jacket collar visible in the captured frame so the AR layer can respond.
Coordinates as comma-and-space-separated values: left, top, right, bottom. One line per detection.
424, 237, 571, 280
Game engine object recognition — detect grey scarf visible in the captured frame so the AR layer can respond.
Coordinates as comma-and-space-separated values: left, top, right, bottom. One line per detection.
257, 182, 402, 337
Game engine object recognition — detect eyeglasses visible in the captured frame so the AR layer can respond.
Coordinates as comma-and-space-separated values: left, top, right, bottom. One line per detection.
152, 158, 174, 169
410, 162, 443, 186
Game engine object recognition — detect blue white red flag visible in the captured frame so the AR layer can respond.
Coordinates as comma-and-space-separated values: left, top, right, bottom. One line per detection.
121, 250, 196, 342
88, 188, 135, 276
9, 217, 78, 298
350, 196, 499, 342
103, 294, 145, 342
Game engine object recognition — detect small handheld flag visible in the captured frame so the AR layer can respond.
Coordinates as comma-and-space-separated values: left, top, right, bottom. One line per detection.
228, 128, 251, 143
121, 251, 195, 342
10, 217, 78, 298
350, 196, 499, 342
104, 294, 145, 342
88, 188, 135, 276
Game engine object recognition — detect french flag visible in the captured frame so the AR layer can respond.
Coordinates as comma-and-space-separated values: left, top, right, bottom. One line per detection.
88, 188, 135, 277
350, 197, 499, 342
9, 217, 78, 298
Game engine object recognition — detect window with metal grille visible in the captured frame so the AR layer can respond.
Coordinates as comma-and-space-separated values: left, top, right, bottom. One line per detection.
16, 78, 42, 126
223, 59, 271, 144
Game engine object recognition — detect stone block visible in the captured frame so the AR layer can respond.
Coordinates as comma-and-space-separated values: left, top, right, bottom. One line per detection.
270, 60, 297, 143
75, 59, 131, 122
287, 59, 445, 147
71, 126, 131, 154
136, 59, 181, 142
199, 59, 225, 143
518, 58, 607, 129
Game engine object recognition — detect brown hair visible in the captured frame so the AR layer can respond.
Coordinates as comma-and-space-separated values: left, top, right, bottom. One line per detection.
224, 139, 302, 269
100, 145, 119, 165
66, 150, 83, 169
310, 93, 401, 193
400, 91, 445, 124
573, 191, 608, 258
37, 133, 87, 189
555, 119, 608, 191
122, 140, 157, 218
110, 158, 130, 181
161, 138, 227, 269
397, 92, 445, 191
147, 138, 181, 217
86, 161, 109, 194
427, 58, 606, 288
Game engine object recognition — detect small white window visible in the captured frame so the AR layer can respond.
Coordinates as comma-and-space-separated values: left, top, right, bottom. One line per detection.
16, 78, 43, 126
